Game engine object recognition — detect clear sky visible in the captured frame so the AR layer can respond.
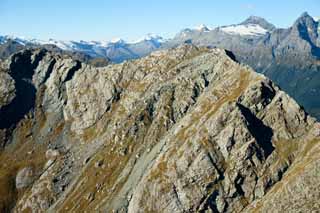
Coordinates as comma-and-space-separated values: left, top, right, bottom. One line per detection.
0, 0, 319, 41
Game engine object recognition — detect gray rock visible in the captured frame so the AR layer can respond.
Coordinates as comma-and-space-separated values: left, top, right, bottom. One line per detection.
0, 71, 15, 109
16, 167, 35, 189
46, 149, 60, 159
63, 65, 118, 132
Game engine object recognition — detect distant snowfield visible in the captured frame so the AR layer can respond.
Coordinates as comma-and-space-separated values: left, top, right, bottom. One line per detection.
34, 39, 76, 50
0, 33, 165, 51
313, 16, 320, 22
220, 24, 268, 36
0, 22, 269, 53
128, 34, 165, 44
195, 24, 211, 32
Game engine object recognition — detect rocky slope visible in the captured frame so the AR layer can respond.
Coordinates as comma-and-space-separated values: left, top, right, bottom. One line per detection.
0, 45, 319, 212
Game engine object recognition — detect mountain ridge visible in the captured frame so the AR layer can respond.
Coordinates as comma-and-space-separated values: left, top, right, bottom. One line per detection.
0, 45, 319, 212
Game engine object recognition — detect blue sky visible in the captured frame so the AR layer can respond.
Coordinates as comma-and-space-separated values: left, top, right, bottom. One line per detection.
0, 0, 319, 41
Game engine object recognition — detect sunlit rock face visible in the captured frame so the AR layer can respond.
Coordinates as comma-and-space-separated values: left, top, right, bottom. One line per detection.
0, 45, 319, 212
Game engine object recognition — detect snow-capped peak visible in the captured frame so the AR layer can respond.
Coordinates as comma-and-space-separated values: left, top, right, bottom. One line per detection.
220, 24, 268, 36
195, 24, 210, 32
1, 35, 30, 45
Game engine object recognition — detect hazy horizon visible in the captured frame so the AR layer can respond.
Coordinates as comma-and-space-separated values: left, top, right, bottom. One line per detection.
1, 0, 319, 41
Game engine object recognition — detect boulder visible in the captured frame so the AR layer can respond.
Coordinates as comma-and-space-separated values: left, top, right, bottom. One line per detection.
16, 167, 35, 189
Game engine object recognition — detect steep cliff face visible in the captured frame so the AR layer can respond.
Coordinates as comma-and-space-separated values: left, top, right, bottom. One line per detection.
0, 45, 319, 212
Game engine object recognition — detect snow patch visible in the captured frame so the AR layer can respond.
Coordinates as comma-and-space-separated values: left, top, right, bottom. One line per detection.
220, 24, 268, 36
195, 24, 211, 32
110, 38, 125, 44
129, 34, 164, 44
1, 35, 30, 45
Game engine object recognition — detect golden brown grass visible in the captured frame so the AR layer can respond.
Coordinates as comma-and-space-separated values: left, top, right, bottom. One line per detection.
0, 134, 47, 212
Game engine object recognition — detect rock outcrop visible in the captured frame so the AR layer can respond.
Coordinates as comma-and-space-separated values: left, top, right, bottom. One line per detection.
0, 71, 15, 109
15, 167, 35, 189
0, 45, 319, 212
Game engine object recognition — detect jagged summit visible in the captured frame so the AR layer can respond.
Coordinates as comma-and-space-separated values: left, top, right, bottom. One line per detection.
294, 11, 318, 25
300, 11, 312, 18
291, 11, 319, 46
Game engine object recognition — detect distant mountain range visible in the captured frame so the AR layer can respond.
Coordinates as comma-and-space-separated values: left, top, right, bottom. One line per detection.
1, 12, 320, 119
0, 34, 165, 63
1, 13, 318, 64
0, 19, 275, 63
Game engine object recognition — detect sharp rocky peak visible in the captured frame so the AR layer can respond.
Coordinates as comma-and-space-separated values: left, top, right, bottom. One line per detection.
294, 11, 318, 26
291, 11, 320, 47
